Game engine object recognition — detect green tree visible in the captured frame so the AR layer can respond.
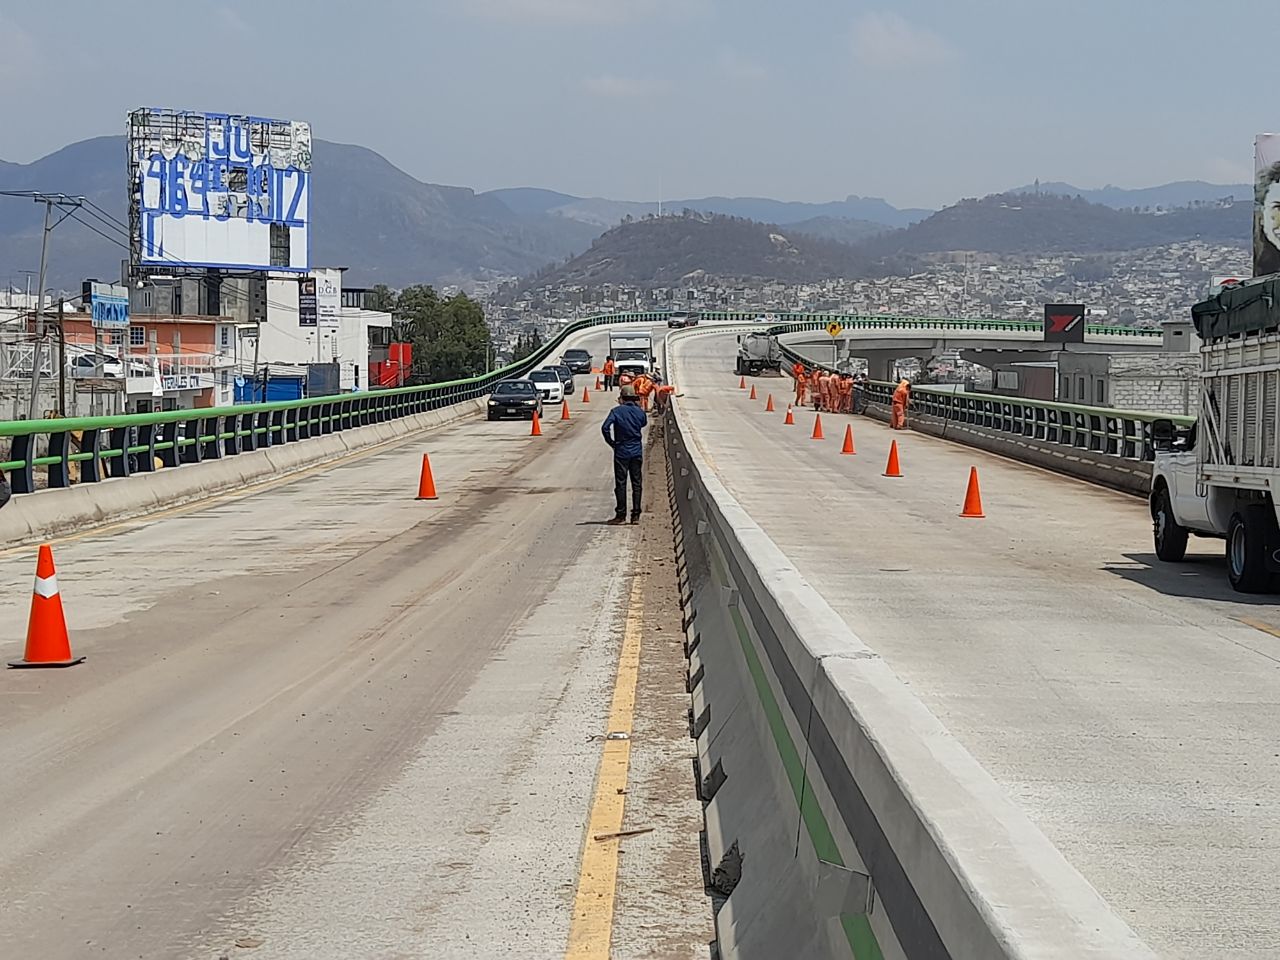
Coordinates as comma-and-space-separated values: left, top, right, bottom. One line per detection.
513, 330, 544, 362
397, 286, 490, 383
366, 284, 398, 313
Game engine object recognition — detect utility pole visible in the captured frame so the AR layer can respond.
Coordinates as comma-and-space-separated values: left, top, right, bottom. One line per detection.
26, 199, 53, 421
56, 298, 66, 417
252, 323, 262, 402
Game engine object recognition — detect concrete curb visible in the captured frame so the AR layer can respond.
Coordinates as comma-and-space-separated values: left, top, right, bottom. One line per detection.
0, 398, 486, 547
665, 348, 1156, 957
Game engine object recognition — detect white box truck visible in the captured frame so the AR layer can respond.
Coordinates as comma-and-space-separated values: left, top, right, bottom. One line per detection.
609, 331, 654, 377
1151, 275, 1280, 591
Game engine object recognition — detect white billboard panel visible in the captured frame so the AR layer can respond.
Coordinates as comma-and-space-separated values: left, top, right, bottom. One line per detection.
128, 108, 311, 273
1255, 133, 1280, 276
314, 267, 342, 328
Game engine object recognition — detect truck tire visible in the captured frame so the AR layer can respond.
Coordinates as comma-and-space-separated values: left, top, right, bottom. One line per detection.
1227, 508, 1274, 593
734, 357, 744, 376
1152, 487, 1188, 562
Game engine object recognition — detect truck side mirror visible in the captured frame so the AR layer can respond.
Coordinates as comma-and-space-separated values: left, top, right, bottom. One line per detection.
1151, 419, 1175, 450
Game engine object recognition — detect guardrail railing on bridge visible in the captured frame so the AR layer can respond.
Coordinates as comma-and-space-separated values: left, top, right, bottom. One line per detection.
0, 309, 1167, 498
769, 330, 1194, 493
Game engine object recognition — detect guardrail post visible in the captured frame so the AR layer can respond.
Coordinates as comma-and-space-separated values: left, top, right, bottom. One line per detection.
81, 429, 103, 483
244, 412, 260, 451
135, 423, 157, 472
283, 408, 298, 443
224, 416, 241, 456
358, 397, 371, 426
201, 416, 220, 460
159, 421, 179, 468
9, 435, 35, 494
319, 402, 333, 434
47, 430, 72, 489
181, 419, 203, 464
108, 426, 132, 478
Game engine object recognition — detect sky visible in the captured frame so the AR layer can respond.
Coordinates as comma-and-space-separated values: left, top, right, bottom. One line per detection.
0, 0, 1273, 209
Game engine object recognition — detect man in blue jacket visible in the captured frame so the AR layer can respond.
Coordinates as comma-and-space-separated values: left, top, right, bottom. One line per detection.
601, 384, 648, 524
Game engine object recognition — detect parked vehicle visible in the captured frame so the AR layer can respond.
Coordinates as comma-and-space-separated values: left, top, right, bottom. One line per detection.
561, 349, 593, 374
735, 333, 782, 376
487, 379, 543, 420
608, 331, 654, 377
528, 369, 565, 404
541, 363, 575, 394
1151, 275, 1280, 592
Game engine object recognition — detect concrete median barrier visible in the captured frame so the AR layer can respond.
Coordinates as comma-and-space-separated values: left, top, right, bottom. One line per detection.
666, 402, 1157, 960
0, 398, 486, 547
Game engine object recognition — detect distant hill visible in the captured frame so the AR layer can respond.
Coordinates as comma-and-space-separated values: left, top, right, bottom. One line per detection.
858, 192, 1251, 258
1007, 179, 1251, 210
483, 188, 932, 230
520, 213, 877, 289
786, 215, 893, 245
0, 138, 600, 290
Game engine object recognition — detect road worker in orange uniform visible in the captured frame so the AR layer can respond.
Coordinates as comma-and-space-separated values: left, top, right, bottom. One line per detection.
891, 378, 911, 429
617, 369, 635, 391
809, 368, 823, 409
819, 371, 835, 413
836, 374, 852, 413
633, 373, 654, 411
655, 383, 675, 412
792, 362, 808, 406
602, 356, 616, 391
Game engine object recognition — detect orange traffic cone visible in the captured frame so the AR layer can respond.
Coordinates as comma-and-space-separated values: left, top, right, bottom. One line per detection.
960, 467, 985, 518
811, 413, 824, 440
9, 545, 83, 668
582, 386, 590, 403
595, 376, 603, 391
739, 376, 746, 390
765, 394, 775, 412
531, 411, 542, 436
840, 424, 856, 455
883, 440, 902, 477
415, 453, 438, 500
784, 406, 795, 425
749, 384, 757, 400
561, 399, 571, 421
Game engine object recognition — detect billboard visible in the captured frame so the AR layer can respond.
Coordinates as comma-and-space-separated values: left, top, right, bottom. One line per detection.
1255, 134, 1280, 277
128, 108, 311, 273
314, 267, 342, 328
1044, 304, 1086, 343
84, 282, 130, 328
298, 277, 318, 327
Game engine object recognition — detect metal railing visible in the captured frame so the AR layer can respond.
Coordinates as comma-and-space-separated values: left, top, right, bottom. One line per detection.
0, 312, 677, 496
774, 336, 1194, 465
0, 310, 1168, 497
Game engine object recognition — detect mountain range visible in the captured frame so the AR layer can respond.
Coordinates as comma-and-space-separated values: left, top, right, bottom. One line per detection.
0, 135, 1257, 291
520, 193, 1251, 291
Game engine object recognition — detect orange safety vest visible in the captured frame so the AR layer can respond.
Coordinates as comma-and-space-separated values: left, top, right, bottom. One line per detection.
603, 359, 616, 375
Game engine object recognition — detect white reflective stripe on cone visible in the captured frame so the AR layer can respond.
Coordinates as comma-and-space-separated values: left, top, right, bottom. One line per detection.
33, 574, 59, 599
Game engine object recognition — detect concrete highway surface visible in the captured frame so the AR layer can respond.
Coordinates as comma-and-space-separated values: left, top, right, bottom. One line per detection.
0, 330, 711, 959
671, 330, 1280, 960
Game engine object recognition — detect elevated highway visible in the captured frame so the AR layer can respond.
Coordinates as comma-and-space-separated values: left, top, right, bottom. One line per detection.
0, 312, 1274, 959
669, 328, 1280, 960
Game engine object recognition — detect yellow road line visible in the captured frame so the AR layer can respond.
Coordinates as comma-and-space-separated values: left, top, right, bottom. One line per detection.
564, 571, 646, 959
1236, 616, 1280, 639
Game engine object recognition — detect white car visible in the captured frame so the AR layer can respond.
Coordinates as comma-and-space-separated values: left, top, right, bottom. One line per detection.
528, 368, 565, 404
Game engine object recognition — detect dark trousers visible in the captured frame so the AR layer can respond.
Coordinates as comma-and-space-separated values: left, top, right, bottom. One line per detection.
604, 375, 615, 391
614, 456, 643, 518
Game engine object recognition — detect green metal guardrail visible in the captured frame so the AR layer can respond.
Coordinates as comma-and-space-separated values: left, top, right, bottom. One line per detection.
0, 310, 1162, 496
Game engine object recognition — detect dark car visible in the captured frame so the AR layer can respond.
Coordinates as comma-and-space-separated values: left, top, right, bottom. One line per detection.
487, 379, 543, 420
542, 363, 575, 394
561, 348, 593, 374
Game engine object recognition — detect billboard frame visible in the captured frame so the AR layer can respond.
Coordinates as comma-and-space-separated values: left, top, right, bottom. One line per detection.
127, 107, 311, 278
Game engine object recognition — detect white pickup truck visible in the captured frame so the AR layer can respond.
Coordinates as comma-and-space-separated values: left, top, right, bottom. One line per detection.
1151, 275, 1280, 592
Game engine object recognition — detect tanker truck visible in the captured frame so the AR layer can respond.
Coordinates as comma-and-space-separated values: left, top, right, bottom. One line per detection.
735, 333, 782, 377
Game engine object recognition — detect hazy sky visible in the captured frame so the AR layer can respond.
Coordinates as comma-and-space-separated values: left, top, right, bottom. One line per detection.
0, 0, 1271, 208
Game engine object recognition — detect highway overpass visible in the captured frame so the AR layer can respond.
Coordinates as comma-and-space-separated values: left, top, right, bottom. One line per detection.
0, 313, 1272, 959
